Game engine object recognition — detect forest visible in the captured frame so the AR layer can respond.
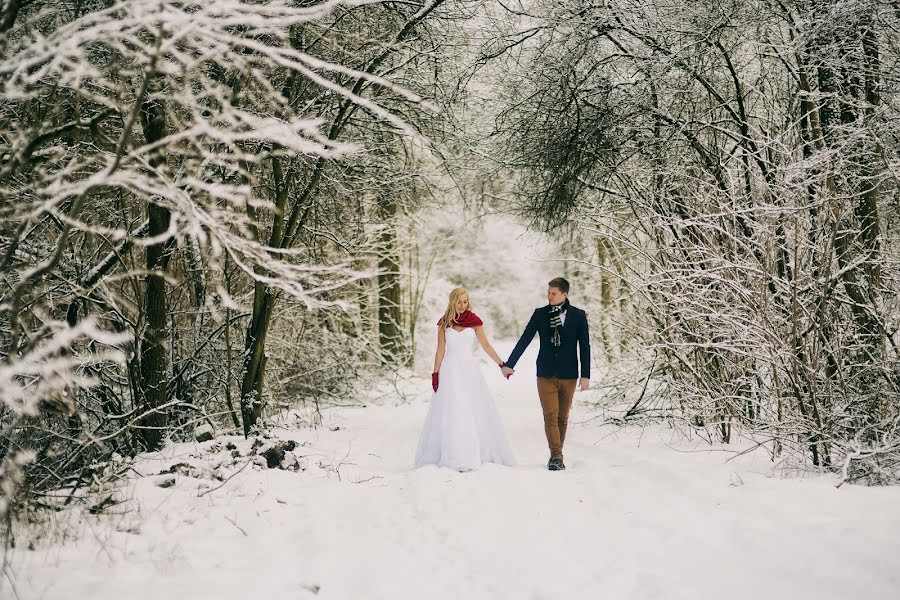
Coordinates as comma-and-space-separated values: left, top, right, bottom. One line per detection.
1, 0, 899, 539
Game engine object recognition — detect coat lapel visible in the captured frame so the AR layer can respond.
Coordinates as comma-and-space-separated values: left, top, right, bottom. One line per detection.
540, 305, 552, 336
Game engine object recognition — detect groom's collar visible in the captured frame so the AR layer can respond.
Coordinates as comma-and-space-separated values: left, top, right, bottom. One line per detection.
546, 301, 571, 312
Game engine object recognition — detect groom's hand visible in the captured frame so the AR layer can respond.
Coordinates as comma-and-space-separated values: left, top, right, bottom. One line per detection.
501, 366, 514, 379
579, 378, 590, 391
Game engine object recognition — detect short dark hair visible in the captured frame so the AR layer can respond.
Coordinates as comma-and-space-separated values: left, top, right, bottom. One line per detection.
548, 277, 570, 294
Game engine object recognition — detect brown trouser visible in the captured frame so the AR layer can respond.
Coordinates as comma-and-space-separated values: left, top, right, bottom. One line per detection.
537, 377, 577, 460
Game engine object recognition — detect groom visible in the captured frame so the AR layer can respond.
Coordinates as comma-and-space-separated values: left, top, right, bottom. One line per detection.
502, 277, 590, 471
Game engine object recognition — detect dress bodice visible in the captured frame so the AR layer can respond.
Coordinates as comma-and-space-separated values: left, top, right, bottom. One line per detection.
444, 327, 476, 357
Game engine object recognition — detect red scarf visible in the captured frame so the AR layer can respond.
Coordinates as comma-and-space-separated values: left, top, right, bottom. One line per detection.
438, 310, 483, 328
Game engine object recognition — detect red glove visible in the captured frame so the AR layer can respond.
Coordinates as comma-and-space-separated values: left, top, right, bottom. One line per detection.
431, 372, 439, 392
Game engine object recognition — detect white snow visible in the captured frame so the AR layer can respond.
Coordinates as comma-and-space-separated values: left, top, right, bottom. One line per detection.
9, 340, 900, 600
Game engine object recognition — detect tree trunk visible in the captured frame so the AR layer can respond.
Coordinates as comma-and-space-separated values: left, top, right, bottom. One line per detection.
596, 238, 613, 361
137, 73, 170, 450
805, 5, 884, 442
0, 0, 22, 33
378, 195, 403, 364
819, 25, 883, 357
237, 156, 291, 435
238, 287, 275, 435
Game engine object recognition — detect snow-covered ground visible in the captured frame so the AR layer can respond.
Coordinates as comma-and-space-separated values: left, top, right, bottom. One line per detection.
9, 341, 900, 600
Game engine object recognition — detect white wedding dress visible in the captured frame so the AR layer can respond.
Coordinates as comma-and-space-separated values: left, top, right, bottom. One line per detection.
414, 327, 516, 471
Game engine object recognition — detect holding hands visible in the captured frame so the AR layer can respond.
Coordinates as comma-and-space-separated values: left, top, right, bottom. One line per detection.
501, 365, 514, 379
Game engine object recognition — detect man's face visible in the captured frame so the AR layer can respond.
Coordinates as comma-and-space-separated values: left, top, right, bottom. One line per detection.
547, 286, 567, 306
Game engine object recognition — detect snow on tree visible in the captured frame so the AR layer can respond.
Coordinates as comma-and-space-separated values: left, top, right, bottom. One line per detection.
0, 0, 442, 518
481, 0, 900, 483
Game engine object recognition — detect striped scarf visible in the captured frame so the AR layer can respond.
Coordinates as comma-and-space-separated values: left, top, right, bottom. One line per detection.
548, 299, 570, 347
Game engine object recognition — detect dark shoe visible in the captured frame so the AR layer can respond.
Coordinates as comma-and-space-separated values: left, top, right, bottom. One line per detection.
548, 458, 566, 471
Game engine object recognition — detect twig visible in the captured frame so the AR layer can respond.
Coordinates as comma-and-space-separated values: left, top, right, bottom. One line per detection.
198, 459, 253, 498
624, 354, 657, 418
224, 515, 247, 537
352, 475, 383, 484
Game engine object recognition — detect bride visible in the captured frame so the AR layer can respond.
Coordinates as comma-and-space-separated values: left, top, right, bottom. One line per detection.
414, 287, 516, 471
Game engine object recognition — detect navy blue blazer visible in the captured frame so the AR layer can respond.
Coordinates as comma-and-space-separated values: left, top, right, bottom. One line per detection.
506, 304, 590, 379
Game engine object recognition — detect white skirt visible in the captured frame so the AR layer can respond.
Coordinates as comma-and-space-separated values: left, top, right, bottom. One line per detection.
414, 351, 516, 471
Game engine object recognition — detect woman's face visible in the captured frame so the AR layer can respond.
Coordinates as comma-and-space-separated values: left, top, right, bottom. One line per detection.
455, 294, 470, 313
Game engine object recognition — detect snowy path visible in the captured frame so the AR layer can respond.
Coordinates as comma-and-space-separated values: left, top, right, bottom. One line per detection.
12, 343, 900, 600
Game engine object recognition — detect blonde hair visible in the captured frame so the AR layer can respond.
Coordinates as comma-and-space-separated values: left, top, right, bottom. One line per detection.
439, 287, 471, 328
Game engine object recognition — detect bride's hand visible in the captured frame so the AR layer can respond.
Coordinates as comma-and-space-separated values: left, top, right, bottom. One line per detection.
431, 372, 439, 392
501, 366, 514, 379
